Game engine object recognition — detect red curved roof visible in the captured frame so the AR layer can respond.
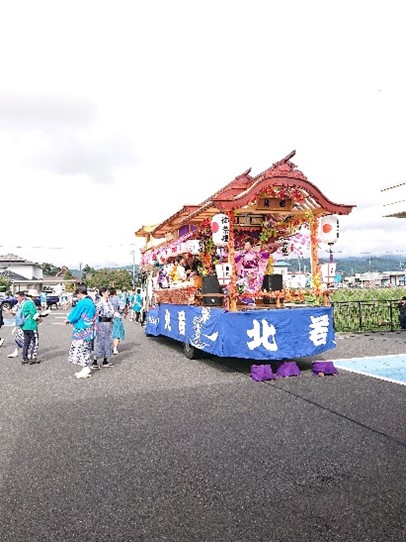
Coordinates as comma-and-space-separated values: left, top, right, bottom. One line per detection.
151, 151, 355, 238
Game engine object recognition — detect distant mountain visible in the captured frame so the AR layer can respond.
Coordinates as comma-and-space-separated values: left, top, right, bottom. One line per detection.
288, 255, 406, 275
69, 264, 140, 278
69, 256, 406, 278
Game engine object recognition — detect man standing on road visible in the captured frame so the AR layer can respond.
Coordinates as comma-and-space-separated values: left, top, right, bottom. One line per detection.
64, 285, 96, 379
21, 289, 40, 365
133, 288, 143, 324
109, 288, 126, 355
92, 287, 115, 369
40, 290, 47, 311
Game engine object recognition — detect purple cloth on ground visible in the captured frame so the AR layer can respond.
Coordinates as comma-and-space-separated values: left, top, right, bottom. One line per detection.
276, 361, 300, 378
251, 364, 275, 382
312, 361, 338, 376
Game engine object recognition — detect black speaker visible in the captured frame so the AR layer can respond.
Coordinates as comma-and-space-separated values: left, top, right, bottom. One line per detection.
262, 274, 283, 304
263, 274, 283, 291
202, 275, 223, 306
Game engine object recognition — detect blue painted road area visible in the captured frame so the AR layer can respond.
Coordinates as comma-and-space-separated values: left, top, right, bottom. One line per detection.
334, 354, 406, 385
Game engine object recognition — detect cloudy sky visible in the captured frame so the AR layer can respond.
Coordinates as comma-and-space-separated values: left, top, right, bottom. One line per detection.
1, 0, 405, 269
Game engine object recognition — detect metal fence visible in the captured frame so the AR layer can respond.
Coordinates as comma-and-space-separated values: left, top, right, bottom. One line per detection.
333, 299, 404, 332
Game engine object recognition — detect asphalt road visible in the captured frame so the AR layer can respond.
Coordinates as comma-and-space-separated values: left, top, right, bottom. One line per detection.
0, 310, 405, 541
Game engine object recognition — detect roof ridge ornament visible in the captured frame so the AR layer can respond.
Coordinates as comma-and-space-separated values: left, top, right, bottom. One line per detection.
273, 150, 296, 166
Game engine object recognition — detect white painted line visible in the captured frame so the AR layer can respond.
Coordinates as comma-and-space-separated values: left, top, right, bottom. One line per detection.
333, 365, 406, 386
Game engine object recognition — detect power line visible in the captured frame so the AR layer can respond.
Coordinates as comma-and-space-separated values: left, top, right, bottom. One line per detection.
381, 182, 406, 192
0, 243, 139, 250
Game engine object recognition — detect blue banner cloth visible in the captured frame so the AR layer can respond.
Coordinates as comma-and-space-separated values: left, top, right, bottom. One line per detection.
145, 304, 335, 360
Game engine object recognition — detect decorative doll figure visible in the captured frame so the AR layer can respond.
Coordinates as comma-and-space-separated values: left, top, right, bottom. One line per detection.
170, 256, 189, 284
236, 239, 261, 270
234, 237, 279, 299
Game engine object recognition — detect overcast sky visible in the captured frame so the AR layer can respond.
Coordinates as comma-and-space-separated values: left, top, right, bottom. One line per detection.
1, 0, 405, 269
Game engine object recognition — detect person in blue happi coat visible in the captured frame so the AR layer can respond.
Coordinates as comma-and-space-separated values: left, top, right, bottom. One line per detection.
64, 284, 96, 379
133, 288, 143, 324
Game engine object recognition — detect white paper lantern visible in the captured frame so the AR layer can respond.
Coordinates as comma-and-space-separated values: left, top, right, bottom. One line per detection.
319, 215, 339, 244
215, 263, 232, 285
320, 262, 337, 284
211, 213, 230, 247
179, 242, 188, 254
187, 239, 204, 255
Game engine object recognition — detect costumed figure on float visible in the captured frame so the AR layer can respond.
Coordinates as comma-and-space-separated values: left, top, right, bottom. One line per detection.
234, 237, 280, 303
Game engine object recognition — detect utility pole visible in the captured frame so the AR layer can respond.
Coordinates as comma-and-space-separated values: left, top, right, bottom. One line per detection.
130, 250, 136, 289
296, 255, 301, 273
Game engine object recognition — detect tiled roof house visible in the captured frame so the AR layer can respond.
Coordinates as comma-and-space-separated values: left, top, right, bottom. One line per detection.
0, 254, 76, 293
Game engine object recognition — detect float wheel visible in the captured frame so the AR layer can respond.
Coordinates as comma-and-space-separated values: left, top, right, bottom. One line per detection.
183, 342, 202, 359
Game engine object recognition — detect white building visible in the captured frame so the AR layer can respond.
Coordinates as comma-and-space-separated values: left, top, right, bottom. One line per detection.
0, 253, 43, 281
0, 254, 77, 294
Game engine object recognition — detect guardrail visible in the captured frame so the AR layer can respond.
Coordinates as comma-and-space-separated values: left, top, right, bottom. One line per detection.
333, 299, 404, 332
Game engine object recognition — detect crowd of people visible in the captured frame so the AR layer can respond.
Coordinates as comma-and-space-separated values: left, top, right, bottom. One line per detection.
0, 285, 145, 379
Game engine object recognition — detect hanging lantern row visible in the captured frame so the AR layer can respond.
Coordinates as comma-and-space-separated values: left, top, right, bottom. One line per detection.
144, 214, 339, 266
144, 216, 231, 266
143, 215, 339, 266
151, 238, 205, 264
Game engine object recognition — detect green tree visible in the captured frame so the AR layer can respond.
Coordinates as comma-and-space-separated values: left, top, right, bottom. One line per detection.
87, 269, 133, 291
41, 262, 60, 276
0, 275, 11, 293
82, 264, 96, 280
62, 269, 76, 292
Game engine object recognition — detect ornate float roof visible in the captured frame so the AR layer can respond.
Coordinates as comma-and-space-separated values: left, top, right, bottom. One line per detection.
151, 151, 356, 238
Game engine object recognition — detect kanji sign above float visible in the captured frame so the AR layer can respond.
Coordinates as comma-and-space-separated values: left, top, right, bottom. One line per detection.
211, 213, 230, 247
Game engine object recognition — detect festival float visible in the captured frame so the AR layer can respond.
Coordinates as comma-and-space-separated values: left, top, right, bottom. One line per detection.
135, 151, 355, 364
